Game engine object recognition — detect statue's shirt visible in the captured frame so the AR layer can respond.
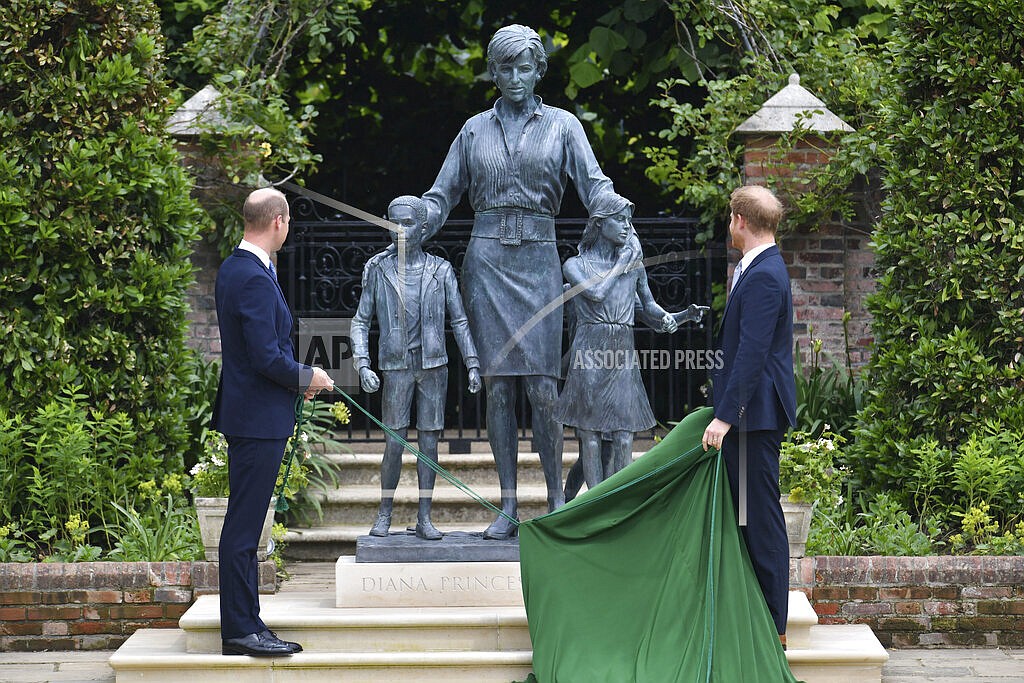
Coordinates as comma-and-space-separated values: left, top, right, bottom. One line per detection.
424, 97, 614, 221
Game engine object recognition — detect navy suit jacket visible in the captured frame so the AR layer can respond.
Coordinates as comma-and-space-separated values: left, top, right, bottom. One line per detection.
712, 245, 796, 432
212, 249, 313, 439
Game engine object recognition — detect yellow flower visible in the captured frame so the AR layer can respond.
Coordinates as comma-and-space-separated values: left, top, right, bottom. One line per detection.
331, 401, 351, 425
260, 141, 273, 158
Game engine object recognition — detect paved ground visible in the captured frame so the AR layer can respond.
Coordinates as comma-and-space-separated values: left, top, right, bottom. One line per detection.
1, 561, 1021, 682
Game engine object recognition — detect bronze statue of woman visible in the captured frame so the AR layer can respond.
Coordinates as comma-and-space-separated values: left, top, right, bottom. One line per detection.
420, 25, 619, 538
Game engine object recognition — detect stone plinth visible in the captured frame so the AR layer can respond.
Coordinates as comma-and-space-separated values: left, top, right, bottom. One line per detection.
336, 557, 523, 609
355, 530, 519, 563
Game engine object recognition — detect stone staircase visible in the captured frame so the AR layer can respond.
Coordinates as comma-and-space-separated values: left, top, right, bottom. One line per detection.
109, 571, 887, 682
284, 435, 657, 560
110, 439, 889, 680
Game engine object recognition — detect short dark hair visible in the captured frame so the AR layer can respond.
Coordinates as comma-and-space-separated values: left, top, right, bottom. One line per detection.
242, 188, 288, 231
387, 195, 427, 226
730, 185, 783, 236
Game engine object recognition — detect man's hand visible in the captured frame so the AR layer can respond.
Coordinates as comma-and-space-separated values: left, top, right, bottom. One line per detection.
702, 417, 732, 452
468, 368, 482, 394
359, 367, 381, 393
305, 366, 334, 400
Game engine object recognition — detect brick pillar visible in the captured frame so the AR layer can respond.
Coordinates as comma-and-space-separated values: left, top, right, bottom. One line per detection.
185, 238, 222, 361
733, 75, 874, 368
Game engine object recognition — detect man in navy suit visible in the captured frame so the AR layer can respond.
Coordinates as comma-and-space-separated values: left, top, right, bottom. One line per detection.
212, 187, 334, 657
702, 184, 796, 645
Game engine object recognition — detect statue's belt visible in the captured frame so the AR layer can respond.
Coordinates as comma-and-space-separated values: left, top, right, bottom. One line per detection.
474, 211, 555, 245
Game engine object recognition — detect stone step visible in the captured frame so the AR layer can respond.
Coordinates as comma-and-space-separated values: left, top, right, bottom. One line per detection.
313, 484, 555, 526
109, 591, 885, 683
788, 624, 889, 683
170, 591, 818, 655
324, 451, 589, 487
110, 629, 533, 683
283, 523, 494, 561
179, 594, 531, 654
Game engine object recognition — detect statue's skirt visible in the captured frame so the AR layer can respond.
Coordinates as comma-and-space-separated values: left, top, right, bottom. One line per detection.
462, 213, 562, 378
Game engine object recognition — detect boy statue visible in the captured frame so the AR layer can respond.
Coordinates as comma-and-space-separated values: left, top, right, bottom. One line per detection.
351, 195, 482, 540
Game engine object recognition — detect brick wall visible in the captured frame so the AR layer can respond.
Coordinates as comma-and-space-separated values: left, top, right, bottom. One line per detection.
0, 561, 275, 652
185, 238, 222, 362
791, 556, 1024, 648
739, 134, 877, 368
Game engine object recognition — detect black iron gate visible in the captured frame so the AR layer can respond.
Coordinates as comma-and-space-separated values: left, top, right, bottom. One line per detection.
279, 195, 724, 443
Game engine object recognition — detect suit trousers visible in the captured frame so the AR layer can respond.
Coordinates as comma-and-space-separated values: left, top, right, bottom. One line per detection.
219, 435, 287, 639
721, 427, 789, 634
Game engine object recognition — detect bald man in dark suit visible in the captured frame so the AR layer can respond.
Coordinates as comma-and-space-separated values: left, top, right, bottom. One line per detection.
212, 187, 333, 657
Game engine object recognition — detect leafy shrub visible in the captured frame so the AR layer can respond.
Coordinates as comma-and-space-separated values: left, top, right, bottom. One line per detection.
0, 394, 194, 558
793, 323, 865, 440
850, 0, 1024, 495
779, 428, 843, 507
0, 0, 207, 553
809, 492, 936, 556
106, 496, 202, 562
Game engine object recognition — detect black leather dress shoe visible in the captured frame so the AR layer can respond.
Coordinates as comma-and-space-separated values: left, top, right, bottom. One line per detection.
259, 628, 303, 653
222, 631, 295, 656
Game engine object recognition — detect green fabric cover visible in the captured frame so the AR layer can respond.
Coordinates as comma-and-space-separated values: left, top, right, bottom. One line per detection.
517, 407, 799, 683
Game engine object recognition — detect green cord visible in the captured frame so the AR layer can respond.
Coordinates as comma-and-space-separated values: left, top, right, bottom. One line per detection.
274, 394, 308, 513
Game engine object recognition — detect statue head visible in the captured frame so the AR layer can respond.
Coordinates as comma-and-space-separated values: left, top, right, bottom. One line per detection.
387, 195, 427, 250
487, 25, 547, 104
579, 193, 634, 252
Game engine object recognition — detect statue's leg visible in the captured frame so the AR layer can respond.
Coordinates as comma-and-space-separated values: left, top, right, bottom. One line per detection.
601, 437, 615, 476
578, 429, 603, 489
483, 375, 519, 539
563, 453, 584, 502
370, 428, 406, 537
524, 374, 565, 512
415, 430, 442, 540
609, 430, 634, 475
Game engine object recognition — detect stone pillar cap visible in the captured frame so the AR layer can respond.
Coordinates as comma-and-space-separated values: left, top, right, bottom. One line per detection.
166, 84, 267, 138
735, 74, 854, 134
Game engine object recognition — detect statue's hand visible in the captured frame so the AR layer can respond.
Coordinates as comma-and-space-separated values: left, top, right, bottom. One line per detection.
672, 304, 710, 325
359, 367, 381, 393
618, 236, 640, 268
661, 313, 679, 334
467, 368, 482, 394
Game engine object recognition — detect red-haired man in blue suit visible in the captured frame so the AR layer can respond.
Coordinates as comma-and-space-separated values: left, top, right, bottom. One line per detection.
702, 184, 797, 648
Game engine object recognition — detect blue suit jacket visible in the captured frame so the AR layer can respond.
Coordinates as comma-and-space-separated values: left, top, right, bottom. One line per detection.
212, 249, 313, 439
712, 245, 796, 431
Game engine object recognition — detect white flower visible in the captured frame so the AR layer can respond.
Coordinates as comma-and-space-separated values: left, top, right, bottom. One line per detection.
300, 432, 309, 442
190, 463, 206, 475
211, 455, 225, 467
824, 424, 831, 432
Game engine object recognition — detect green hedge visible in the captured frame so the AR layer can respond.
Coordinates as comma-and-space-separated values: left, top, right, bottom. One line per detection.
0, 0, 206, 552
852, 0, 1024, 508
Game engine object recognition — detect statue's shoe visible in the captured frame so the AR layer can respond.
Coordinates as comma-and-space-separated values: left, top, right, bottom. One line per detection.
415, 520, 443, 540
369, 512, 391, 537
482, 515, 519, 540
